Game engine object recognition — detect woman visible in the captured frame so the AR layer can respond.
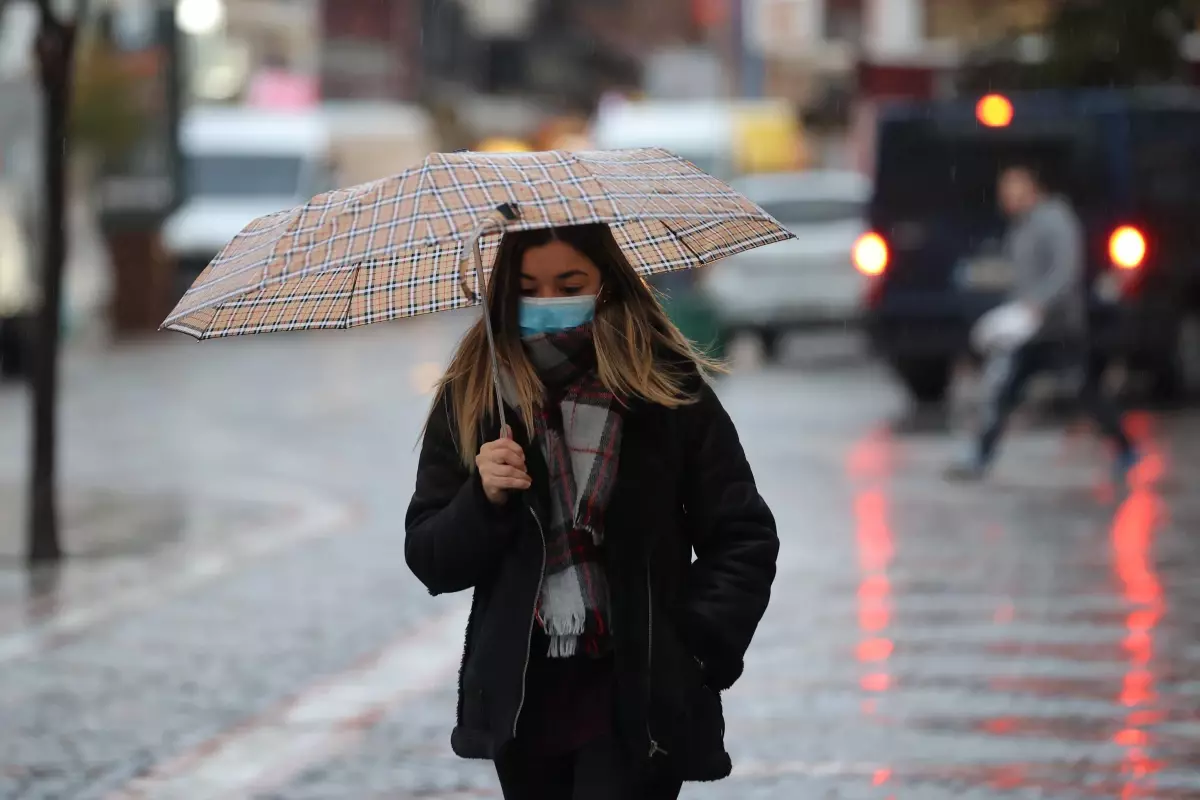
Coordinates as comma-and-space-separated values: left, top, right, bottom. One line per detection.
406, 223, 778, 799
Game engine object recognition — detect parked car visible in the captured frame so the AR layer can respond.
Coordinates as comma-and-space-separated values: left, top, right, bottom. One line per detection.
703, 170, 871, 361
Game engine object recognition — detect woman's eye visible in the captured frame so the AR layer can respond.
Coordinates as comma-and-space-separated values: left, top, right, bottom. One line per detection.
561, 286, 583, 295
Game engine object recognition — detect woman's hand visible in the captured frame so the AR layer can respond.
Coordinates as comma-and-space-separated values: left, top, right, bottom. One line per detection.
476, 435, 531, 505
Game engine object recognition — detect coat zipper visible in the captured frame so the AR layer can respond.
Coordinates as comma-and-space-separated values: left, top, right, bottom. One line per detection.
646, 560, 668, 758
513, 505, 547, 737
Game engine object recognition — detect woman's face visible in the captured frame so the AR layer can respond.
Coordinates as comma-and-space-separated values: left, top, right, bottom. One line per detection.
519, 240, 603, 299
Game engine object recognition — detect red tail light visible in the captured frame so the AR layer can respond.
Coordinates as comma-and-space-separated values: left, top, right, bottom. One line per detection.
853, 232, 889, 276
1109, 226, 1147, 270
976, 94, 1014, 128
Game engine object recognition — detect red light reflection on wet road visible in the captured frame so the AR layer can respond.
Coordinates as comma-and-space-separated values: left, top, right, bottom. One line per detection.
848, 430, 896, 716
1111, 433, 1166, 799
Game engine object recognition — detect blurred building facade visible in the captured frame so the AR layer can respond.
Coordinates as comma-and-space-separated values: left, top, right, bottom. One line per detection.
744, 0, 1053, 106
225, 0, 319, 73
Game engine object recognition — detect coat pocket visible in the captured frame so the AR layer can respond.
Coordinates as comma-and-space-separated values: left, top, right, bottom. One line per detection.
647, 600, 729, 778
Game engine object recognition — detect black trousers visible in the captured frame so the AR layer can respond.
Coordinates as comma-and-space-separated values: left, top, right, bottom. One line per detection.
495, 737, 683, 800
0, 315, 28, 381
977, 339, 1132, 465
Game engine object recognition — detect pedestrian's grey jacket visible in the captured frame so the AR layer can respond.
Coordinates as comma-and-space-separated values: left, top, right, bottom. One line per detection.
1003, 195, 1086, 340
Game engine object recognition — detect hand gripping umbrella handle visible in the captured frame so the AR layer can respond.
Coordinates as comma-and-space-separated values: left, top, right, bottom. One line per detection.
458, 206, 519, 433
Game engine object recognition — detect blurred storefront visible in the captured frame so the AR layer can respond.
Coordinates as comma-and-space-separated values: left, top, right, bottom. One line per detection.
320, 0, 421, 101
92, 1, 184, 336
176, 0, 319, 104
856, 0, 1052, 96
743, 0, 856, 106
925, 0, 1050, 47
225, 0, 319, 74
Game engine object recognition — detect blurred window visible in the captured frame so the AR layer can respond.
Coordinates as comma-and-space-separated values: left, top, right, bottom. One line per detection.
874, 122, 1108, 217
925, 0, 1048, 41
187, 155, 304, 198
824, 0, 862, 43
758, 198, 863, 225
1130, 111, 1200, 209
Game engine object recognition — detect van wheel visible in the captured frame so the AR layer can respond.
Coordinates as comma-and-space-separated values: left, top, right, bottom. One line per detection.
0, 317, 29, 383
893, 358, 951, 405
758, 328, 783, 363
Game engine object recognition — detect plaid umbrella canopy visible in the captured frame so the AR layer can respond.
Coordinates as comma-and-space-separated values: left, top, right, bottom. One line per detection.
161, 147, 793, 340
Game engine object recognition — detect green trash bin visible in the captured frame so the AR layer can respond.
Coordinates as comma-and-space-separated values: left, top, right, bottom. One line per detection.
652, 270, 730, 361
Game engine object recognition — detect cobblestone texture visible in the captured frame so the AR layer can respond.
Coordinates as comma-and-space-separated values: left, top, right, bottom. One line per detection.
1, 320, 1198, 798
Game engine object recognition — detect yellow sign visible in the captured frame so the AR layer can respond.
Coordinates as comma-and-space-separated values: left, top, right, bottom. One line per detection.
733, 105, 806, 174
475, 137, 533, 153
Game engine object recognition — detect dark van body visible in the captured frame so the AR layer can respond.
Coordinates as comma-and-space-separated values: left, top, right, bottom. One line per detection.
863, 88, 1200, 404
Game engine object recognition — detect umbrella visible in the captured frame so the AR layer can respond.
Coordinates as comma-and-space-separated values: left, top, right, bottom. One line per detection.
161, 147, 794, 424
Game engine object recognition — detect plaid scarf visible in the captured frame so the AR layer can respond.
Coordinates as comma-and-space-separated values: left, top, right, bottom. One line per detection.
521, 324, 622, 658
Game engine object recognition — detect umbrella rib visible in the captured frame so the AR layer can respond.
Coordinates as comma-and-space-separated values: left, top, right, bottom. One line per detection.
570, 148, 653, 221
654, 218, 706, 272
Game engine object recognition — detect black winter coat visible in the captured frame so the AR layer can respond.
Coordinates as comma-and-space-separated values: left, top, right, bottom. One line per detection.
404, 372, 778, 782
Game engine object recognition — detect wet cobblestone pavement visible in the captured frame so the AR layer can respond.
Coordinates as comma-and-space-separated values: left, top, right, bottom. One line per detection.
1, 318, 1199, 799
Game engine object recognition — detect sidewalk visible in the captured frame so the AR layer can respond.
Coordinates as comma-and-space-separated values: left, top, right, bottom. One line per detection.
0, 314, 460, 655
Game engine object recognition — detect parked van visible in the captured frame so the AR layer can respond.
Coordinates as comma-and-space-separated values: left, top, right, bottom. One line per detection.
162, 107, 335, 302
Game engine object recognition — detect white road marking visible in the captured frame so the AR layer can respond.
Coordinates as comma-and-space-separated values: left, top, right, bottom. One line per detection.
0, 482, 357, 665
111, 602, 470, 800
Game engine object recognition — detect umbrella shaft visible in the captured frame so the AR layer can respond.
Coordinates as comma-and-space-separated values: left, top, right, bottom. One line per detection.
469, 223, 508, 432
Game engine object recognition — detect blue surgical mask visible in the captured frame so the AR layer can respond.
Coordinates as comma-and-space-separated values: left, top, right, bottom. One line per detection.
519, 295, 597, 337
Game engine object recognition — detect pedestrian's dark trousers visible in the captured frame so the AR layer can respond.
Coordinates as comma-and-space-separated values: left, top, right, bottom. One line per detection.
0, 315, 28, 380
495, 737, 683, 800
977, 340, 1132, 465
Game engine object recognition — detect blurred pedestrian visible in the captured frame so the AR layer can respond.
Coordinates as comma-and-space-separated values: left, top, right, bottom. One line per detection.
405, 223, 779, 799
0, 176, 34, 382
947, 163, 1137, 482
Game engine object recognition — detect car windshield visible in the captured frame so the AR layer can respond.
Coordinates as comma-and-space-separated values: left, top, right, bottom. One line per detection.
1130, 111, 1200, 209
757, 198, 863, 225
874, 122, 1088, 217
186, 154, 304, 199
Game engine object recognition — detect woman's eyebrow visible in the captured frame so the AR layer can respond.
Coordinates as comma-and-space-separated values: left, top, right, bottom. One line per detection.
554, 269, 588, 280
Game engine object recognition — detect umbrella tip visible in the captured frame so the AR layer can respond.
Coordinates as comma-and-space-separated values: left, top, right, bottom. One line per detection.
496, 203, 519, 221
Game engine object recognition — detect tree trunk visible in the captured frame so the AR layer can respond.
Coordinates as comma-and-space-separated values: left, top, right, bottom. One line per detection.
27, 12, 77, 565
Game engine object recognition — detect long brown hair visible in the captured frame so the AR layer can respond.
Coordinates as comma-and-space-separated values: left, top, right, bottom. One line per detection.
432, 223, 722, 467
